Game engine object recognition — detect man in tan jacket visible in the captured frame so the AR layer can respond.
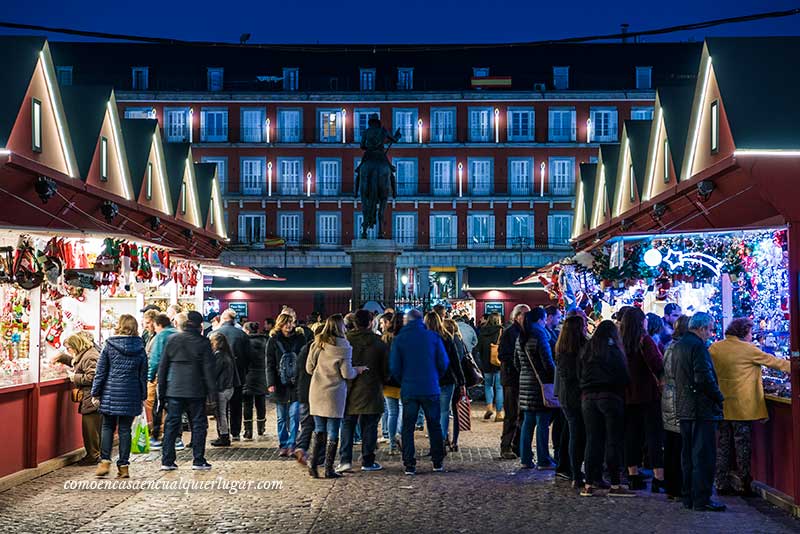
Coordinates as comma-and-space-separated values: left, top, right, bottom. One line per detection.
709, 318, 791, 495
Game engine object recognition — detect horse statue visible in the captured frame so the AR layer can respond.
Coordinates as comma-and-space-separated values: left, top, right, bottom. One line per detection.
354, 114, 400, 239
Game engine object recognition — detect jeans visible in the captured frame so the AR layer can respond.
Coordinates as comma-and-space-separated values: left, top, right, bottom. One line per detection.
664, 430, 684, 498
500, 384, 521, 453
276, 401, 300, 449
295, 402, 314, 451
314, 416, 341, 436
100, 414, 135, 466
483, 372, 503, 411
401, 396, 444, 468
562, 405, 586, 481
216, 388, 234, 436
384, 397, 400, 447
242, 394, 267, 424
553, 410, 570, 474
162, 397, 207, 466
519, 409, 552, 467
439, 384, 455, 442
381, 400, 389, 438
340, 413, 382, 466
624, 401, 664, 469
582, 394, 625, 486
680, 419, 717, 508
229, 387, 243, 437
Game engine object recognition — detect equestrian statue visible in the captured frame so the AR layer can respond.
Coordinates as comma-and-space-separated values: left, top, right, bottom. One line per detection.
354, 113, 400, 239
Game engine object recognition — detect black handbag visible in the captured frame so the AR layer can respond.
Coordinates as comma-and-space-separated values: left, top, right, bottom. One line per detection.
462, 351, 483, 388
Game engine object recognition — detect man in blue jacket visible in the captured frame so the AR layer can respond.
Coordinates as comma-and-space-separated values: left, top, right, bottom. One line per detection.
147, 314, 177, 449
390, 309, 449, 475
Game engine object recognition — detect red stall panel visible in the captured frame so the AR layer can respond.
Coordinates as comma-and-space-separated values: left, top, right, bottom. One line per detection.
36, 380, 83, 464
0, 385, 34, 479
751, 399, 795, 500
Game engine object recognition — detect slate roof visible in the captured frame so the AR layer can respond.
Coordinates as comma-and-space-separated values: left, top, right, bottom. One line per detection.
59, 85, 113, 178
193, 162, 215, 225
120, 118, 158, 196
600, 144, 620, 211
579, 163, 597, 228
705, 37, 800, 149
657, 84, 694, 174
0, 36, 46, 147
49, 41, 702, 93
625, 119, 652, 196
161, 142, 190, 214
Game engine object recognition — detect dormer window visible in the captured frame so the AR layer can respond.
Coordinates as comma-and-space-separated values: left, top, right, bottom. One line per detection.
132, 67, 149, 90
207, 68, 224, 91
146, 162, 153, 200
31, 98, 42, 152
636, 66, 652, 89
360, 68, 376, 91
56, 66, 72, 86
473, 67, 490, 78
553, 66, 569, 90
100, 137, 108, 181
397, 68, 414, 90
283, 68, 299, 91
181, 180, 187, 214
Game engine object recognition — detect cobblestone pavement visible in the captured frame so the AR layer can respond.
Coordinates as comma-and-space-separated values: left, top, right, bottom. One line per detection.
1, 403, 798, 534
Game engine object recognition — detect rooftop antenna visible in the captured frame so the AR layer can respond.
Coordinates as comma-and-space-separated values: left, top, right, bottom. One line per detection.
240, 33, 251, 45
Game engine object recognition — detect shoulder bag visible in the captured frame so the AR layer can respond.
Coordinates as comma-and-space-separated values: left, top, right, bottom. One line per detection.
525, 339, 560, 409
489, 330, 503, 367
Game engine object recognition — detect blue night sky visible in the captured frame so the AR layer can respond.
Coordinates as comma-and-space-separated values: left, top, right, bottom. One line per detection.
1, 0, 798, 43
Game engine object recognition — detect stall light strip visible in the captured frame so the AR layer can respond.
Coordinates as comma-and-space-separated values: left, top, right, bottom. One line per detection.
613, 135, 630, 217
684, 55, 712, 182
645, 106, 663, 201
572, 181, 585, 239
734, 150, 800, 157
152, 134, 170, 213
40, 51, 76, 178
108, 101, 132, 201
591, 164, 605, 228
0, 149, 10, 156
210, 287, 352, 292
464, 286, 546, 291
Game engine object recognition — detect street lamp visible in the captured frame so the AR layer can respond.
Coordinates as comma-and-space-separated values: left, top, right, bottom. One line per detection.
458, 162, 463, 198
540, 161, 546, 197
188, 107, 194, 143
306, 172, 312, 197
417, 118, 423, 144
494, 108, 500, 143
342, 108, 347, 144
267, 161, 273, 197
266, 117, 271, 143
586, 118, 592, 143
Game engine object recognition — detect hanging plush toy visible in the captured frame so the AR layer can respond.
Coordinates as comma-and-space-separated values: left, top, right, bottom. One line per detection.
120, 242, 132, 282
137, 248, 152, 281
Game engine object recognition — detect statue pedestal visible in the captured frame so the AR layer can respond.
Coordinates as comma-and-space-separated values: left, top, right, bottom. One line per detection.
347, 239, 401, 309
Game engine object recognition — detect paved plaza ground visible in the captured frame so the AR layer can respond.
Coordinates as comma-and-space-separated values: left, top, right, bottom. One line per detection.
1, 403, 798, 533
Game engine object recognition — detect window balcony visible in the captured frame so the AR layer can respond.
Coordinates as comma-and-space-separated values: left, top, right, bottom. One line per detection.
199, 127, 229, 142
548, 127, 577, 142
239, 127, 266, 143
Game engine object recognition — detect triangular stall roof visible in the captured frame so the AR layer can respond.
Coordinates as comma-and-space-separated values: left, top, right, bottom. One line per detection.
193, 162, 226, 239
589, 144, 619, 230
613, 119, 651, 217
121, 118, 173, 215
573, 163, 596, 239
162, 143, 202, 227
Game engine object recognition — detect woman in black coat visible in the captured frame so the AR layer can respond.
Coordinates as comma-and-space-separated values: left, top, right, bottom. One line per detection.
555, 316, 589, 487
266, 313, 307, 456
243, 322, 268, 440
477, 314, 504, 420
424, 312, 465, 449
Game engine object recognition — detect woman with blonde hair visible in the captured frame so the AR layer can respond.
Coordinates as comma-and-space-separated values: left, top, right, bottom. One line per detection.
306, 314, 367, 478
478, 312, 504, 421
443, 318, 469, 451
266, 313, 306, 456
424, 311, 465, 450
52, 332, 101, 465
91, 315, 148, 478
382, 312, 405, 454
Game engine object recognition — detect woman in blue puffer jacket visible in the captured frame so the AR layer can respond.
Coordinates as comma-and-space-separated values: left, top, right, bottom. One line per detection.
91, 314, 148, 479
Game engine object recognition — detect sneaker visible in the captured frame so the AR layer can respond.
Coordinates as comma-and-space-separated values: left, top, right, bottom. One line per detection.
361, 463, 383, 472
580, 486, 595, 497
500, 449, 518, 460
210, 435, 231, 447
192, 462, 212, 471
149, 439, 162, 450
556, 471, 572, 481
160, 463, 178, 471
378, 436, 389, 444
404, 466, 416, 475
174, 439, 186, 451
335, 462, 353, 473
520, 463, 535, 469
278, 448, 290, 457
231, 435, 241, 442
354, 439, 362, 445
608, 486, 637, 497
415, 424, 424, 431
536, 462, 556, 471
432, 464, 445, 472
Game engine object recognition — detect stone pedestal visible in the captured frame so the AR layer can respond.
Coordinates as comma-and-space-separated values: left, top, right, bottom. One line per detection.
347, 239, 401, 309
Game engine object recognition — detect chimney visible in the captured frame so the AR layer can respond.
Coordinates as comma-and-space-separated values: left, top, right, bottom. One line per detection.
621, 23, 630, 43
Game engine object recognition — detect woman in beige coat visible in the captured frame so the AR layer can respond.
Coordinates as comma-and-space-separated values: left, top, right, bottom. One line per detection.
305, 314, 367, 478
709, 317, 791, 495
52, 332, 101, 465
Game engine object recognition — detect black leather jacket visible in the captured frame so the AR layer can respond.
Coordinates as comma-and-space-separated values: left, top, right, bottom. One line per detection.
672, 331, 724, 421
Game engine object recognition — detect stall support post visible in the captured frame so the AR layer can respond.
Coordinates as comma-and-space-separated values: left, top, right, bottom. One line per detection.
788, 221, 800, 505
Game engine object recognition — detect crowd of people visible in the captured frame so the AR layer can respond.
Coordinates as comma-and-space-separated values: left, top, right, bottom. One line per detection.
53, 298, 791, 511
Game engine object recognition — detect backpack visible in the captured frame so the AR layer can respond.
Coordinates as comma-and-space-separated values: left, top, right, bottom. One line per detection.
276, 339, 298, 386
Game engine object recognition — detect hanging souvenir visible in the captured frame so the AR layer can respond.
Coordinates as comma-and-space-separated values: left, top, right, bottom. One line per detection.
13, 235, 44, 290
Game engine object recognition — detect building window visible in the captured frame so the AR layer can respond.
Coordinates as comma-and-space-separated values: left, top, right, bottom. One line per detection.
31, 98, 42, 152
636, 66, 652, 89
630, 164, 636, 201
467, 214, 495, 249
164, 108, 189, 142
56, 66, 72, 86
238, 213, 266, 244
241, 108, 266, 143
146, 162, 153, 200
241, 157, 265, 195
553, 66, 569, 90
397, 68, 414, 90
430, 214, 457, 249
430, 108, 455, 143
100, 137, 108, 181
393, 108, 418, 143
354, 108, 380, 143
468, 158, 493, 196
181, 180, 187, 214
710, 100, 719, 154
550, 157, 575, 196
431, 158, 455, 196
360, 68, 376, 91
393, 158, 418, 195
548, 213, 573, 248
279, 213, 302, 245
589, 156, 598, 164
507, 108, 534, 141
278, 158, 303, 195
125, 107, 156, 119
548, 107, 576, 142
355, 214, 378, 240
507, 214, 534, 248
590, 107, 618, 142
394, 213, 416, 246
631, 107, 654, 120
468, 107, 493, 142
317, 158, 341, 196
201, 156, 228, 194
277, 109, 301, 142
283, 68, 299, 91
207, 67, 224, 91
473, 67, 489, 78
663, 140, 670, 183
317, 213, 340, 246
200, 108, 228, 142
318, 109, 342, 143
508, 158, 532, 196
132, 67, 149, 90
